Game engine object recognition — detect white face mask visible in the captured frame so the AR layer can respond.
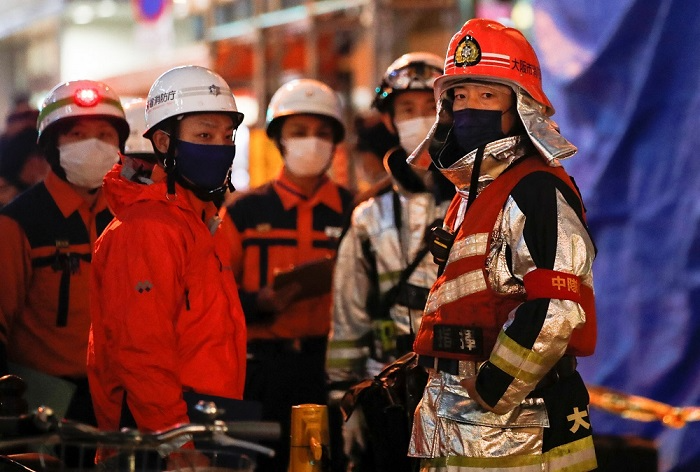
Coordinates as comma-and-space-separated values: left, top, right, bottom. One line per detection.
59, 138, 120, 189
395, 116, 435, 155
282, 137, 334, 177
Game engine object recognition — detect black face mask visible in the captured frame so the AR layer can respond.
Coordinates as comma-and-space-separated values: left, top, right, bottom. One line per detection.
451, 108, 505, 154
174, 139, 236, 201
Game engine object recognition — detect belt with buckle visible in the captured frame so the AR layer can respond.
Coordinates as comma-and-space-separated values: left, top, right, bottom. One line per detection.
418, 354, 577, 389
417, 355, 485, 377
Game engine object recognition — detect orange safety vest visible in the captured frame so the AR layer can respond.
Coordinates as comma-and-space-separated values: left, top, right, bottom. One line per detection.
227, 171, 353, 340
413, 157, 596, 361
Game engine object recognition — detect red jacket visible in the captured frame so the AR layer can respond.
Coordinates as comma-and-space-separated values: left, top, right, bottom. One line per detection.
87, 165, 247, 433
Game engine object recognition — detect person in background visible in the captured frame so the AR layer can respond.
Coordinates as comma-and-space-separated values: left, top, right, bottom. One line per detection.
3, 97, 40, 137
119, 98, 157, 184
0, 80, 129, 465
226, 78, 353, 471
87, 66, 247, 466
0, 98, 48, 207
407, 19, 598, 471
351, 114, 397, 205
326, 52, 454, 471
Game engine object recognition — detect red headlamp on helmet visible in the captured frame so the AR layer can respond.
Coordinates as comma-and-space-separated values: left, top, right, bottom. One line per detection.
37, 79, 129, 148
435, 18, 553, 115
74, 88, 101, 107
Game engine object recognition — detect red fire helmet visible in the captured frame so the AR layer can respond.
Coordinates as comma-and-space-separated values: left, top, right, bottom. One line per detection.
435, 18, 553, 115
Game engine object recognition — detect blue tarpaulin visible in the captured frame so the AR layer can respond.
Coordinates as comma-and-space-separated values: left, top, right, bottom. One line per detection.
533, 1, 700, 470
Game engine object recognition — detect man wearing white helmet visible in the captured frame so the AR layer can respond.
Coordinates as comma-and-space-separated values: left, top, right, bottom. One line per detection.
226, 78, 353, 471
406, 19, 598, 471
0, 79, 129, 461
87, 66, 247, 462
326, 52, 455, 471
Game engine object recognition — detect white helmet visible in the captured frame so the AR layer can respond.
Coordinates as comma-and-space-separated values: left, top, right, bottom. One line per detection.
266, 79, 345, 142
37, 79, 129, 147
143, 65, 244, 138
122, 98, 154, 156
373, 52, 444, 111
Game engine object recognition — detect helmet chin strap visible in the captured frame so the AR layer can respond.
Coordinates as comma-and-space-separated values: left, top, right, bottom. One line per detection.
465, 145, 485, 211
164, 135, 178, 197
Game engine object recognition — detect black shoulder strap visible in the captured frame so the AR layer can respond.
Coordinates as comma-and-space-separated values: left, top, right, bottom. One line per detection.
367, 192, 436, 322
376, 244, 430, 320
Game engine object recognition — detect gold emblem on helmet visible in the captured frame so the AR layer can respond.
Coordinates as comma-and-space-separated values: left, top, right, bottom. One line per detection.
454, 35, 481, 67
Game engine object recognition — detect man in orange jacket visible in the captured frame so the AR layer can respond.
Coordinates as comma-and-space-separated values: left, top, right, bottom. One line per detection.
226, 78, 353, 470
87, 66, 247, 457
0, 79, 128, 424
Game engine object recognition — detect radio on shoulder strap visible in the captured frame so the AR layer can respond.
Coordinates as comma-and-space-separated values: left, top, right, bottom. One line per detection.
429, 225, 456, 267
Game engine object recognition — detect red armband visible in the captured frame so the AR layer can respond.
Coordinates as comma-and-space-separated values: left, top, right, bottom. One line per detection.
524, 269, 597, 356
523, 268, 582, 303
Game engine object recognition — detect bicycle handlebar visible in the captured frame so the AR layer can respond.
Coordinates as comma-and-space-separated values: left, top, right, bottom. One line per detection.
0, 407, 281, 458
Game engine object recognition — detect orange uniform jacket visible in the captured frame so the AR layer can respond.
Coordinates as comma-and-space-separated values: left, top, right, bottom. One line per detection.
87, 165, 247, 433
0, 171, 111, 377
226, 171, 352, 340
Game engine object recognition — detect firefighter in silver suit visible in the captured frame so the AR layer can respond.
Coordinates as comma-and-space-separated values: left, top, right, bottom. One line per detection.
407, 19, 598, 471
326, 52, 455, 470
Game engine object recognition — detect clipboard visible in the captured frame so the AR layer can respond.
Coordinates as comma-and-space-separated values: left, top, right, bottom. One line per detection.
272, 256, 335, 301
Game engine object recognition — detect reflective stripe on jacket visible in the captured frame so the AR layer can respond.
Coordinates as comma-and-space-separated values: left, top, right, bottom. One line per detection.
227, 170, 352, 340
413, 156, 596, 410
327, 189, 449, 384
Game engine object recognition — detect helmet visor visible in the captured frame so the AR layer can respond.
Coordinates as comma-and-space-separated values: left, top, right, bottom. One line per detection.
377, 62, 443, 101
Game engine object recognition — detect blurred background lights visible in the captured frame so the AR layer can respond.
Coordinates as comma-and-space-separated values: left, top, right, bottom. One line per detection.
233, 95, 259, 127
71, 4, 95, 25
96, 0, 117, 18
511, 0, 534, 31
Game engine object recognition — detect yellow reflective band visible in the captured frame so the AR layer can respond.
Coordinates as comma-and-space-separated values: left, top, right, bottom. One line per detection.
378, 269, 402, 283
423, 452, 543, 470
490, 331, 548, 383
420, 436, 596, 471
328, 338, 366, 349
326, 356, 365, 370
543, 436, 597, 471
326, 337, 369, 370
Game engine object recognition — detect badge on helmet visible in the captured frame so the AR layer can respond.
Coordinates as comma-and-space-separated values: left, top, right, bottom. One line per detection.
144, 65, 244, 138
454, 35, 481, 67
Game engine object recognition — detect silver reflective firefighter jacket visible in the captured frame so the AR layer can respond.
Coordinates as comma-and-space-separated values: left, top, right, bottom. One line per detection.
326, 188, 450, 392
409, 144, 597, 471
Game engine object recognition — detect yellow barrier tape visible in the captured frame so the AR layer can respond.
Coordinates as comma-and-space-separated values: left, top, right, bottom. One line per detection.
587, 385, 700, 428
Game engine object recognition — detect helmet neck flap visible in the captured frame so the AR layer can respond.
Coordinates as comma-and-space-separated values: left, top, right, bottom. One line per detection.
406, 19, 577, 179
